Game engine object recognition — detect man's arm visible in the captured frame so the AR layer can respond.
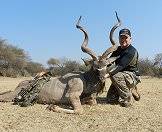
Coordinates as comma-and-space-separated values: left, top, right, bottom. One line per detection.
109, 50, 136, 75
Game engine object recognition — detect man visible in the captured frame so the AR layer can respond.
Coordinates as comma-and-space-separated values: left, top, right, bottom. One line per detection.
107, 28, 141, 107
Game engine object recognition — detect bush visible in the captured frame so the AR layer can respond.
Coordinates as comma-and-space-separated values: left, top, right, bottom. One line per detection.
0, 38, 45, 77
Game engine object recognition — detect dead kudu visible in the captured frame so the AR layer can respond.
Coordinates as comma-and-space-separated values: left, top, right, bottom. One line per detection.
0, 13, 121, 114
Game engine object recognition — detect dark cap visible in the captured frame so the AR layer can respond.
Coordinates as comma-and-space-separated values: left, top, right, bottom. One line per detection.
119, 28, 131, 37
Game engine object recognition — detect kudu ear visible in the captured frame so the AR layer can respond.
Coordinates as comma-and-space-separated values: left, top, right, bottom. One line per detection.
81, 58, 93, 66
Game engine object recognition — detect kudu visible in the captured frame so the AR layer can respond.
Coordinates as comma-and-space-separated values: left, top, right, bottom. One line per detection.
0, 13, 121, 114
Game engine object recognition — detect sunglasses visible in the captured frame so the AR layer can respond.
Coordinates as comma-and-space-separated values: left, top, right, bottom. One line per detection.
119, 35, 128, 39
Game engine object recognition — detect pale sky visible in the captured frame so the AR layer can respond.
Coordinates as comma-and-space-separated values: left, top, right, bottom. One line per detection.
0, 0, 161, 65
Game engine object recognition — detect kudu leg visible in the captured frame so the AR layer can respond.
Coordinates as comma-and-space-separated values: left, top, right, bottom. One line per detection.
0, 91, 16, 102
81, 93, 97, 106
47, 93, 83, 114
69, 92, 83, 114
47, 104, 76, 114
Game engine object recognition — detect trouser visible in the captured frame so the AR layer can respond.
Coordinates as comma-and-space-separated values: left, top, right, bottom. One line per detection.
108, 71, 139, 104
107, 84, 119, 103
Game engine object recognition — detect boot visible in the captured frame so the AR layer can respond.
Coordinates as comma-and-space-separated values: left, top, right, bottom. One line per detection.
131, 86, 140, 101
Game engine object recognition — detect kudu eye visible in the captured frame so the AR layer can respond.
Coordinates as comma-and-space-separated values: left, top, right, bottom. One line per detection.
107, 64, 111, 67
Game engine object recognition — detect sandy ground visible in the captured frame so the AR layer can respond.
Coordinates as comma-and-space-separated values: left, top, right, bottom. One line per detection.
0, 77, 161, 132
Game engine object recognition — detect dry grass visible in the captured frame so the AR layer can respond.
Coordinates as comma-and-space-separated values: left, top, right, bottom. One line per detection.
0, 77, 162, 132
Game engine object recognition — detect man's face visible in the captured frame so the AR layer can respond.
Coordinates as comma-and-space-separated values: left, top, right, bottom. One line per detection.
119, 35, 131, 49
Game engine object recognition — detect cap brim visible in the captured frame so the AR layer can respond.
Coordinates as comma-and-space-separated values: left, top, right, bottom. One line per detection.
119, 34, 130, 37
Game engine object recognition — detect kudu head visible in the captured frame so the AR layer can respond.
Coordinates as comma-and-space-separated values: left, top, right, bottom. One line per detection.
76, 12, 121, 82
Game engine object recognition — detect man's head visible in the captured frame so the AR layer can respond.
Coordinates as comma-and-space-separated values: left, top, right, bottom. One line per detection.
119, 28, 131, 49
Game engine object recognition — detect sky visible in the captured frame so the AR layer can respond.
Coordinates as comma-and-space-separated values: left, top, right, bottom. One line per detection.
0, 0, 162, 66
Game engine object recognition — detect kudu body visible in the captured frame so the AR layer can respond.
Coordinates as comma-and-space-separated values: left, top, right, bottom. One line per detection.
0, 13, 121, 114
